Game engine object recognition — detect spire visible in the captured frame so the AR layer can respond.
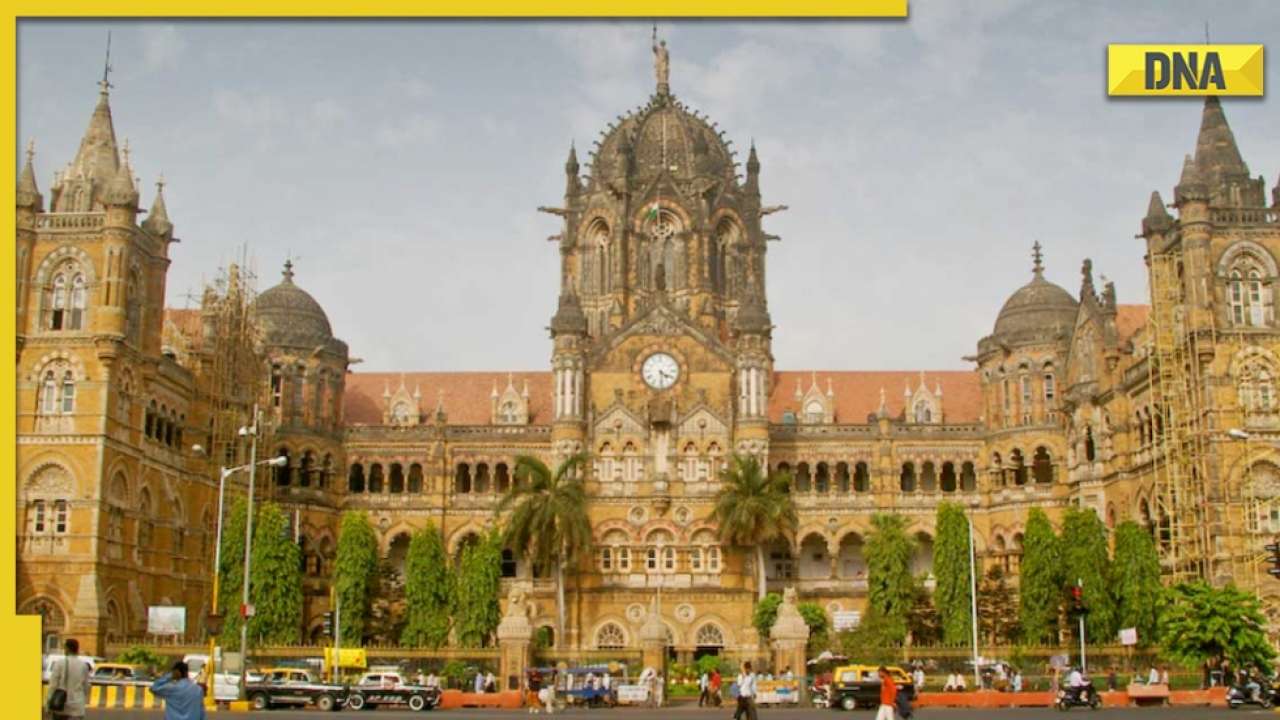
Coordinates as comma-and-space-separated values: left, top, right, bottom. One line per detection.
1174, 153, 1207, 204
142, 175, 173, 236
565, 142, 581, 196
1080, 258, 1095, 298
745, 140, 760, 193
1194, 96, 1248, 179
103, 138, 138, 207
281, 258, 296, 284
17, 139, 42, 210
1141, 190, 1173, 236
1031, 241, 1044, 278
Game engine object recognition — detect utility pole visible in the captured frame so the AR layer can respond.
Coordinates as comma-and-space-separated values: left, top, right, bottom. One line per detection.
333, 586, 342, 683
238, 404, 261, 701
968, 515, 981, 689
1077, 577, 1087, 674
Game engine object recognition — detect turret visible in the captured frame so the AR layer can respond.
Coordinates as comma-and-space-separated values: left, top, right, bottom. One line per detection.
1192, 96, 1265, 207
745, 141, 760, 195
1141, 190, 1173, 238
141, 177, 173, 240
1174, 154, 1208, 206
17, 140, 42, 211
564, 143, 581, 198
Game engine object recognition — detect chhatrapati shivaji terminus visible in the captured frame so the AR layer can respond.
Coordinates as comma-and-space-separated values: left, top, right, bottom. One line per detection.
15, 27, 1280, 669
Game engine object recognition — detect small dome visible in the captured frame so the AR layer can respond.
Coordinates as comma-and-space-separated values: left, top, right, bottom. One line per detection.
256, 260, 333, 347
991, 242, 1078, 341
993, 276, 1077, 338
590, 96, 735, 188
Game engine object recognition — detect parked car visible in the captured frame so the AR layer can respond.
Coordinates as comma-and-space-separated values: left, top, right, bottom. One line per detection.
828, 664, 913, 711
89, 663, 152, 685
42, 655, 99, 683
244, 668, 348, 711
347, 671, 440, 711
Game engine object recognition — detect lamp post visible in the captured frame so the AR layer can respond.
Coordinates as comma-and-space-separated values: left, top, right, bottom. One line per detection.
237, 405, 269, 702
967, 514, 981, 689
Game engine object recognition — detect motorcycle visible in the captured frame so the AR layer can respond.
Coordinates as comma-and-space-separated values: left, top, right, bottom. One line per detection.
1227, 683, 1276, 709
1055, 681, 1100, 711
809, 684, 828, 709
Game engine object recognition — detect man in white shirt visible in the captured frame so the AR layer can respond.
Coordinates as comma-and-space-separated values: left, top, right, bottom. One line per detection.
1067, 668, 1085, 688
1147, 666, 1160, 685
912, 666, 925, 692
698, 671, 710, 707
426, 671, 439, 690
735, 662, 758, 720
47, 638, 91, 720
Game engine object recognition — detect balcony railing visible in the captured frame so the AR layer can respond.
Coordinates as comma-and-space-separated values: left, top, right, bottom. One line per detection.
1212, 207, 1279, 226
36, 212, 105, 231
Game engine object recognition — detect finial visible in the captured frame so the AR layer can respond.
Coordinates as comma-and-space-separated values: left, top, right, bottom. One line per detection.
156, 172, 166, 193
25, 138, 35, 163
283, 258, 295, 282
1032, 241, 1044, 278
99, 31, 114, 95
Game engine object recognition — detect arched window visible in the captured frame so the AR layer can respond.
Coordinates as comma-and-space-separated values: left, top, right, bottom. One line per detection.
125, 268, 142, 343
40, 372, 57, 414
1229, 259, 1273, 327
1032, 447, 1053, 484
815, 462, 830, 493
274, 449, 292, 486
694, 624, 725, 648
920, 461, 937, 492
1019, 374, 1032, 424
299, 452, 315, 487
804, 400, 824, 424
455, 463, 471, 494
940, 462, 957, 493
900, 462, 916, 492
1240, 361, 1279, 418
991, 452, 1004, 487
914, 400, 931, 424
1085, 426, 1096, 462
836, 462, 851, 493
388, 463, 404, 493
368, 463, 384, 493
960, 461, 977, 491
321, 454, 333, 488
795, 463, 811, 492
409, 463, 424, 494
680, 442, 699, 482
854, 462, 870, 492
596, 622, 627, 650
1010, 449, 1027, 485
711, 219, 739, 294
1043, 370, 1056, 408
137, 489, 154, 564
348, 463, 365, 493
28, 500, 47, 534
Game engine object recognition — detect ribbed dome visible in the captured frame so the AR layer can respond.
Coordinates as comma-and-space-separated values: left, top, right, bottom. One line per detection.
256, 261, 333, 347
590, 96, 735, 187
993, 275, 1078, 337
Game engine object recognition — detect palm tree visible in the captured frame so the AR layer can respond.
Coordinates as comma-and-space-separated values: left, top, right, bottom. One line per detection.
713, 454, 798, 600
497, 452, 592, 648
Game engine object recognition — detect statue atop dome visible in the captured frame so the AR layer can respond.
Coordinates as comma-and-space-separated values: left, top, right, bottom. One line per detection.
652, 25, 670, 95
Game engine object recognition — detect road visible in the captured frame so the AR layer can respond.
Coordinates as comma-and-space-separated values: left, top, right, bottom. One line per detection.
88, 707, 1270, 719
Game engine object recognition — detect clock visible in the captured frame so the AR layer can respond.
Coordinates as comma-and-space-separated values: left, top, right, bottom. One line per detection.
641, 352, 680, 390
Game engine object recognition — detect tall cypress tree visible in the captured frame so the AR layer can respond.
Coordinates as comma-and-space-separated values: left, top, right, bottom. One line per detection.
334, 511, 379, 646
452, 531, 502, 647
216, 496, 250, 643
1111, 520, 1162, 644
1061, 507, 1117, 642
401, 523, 452, 648
1019, 508, 1061, 643
865, 513, 916, 642
933, 502, 973, 644
247, 502, 303, 644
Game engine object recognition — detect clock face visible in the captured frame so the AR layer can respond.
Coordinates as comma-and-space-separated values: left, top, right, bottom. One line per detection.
642, 353, 680, 390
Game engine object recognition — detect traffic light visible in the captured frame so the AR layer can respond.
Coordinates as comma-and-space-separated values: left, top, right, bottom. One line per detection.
1069, 585, 1087, 615
1265, 541, 1280, 578
322, 612, 334, 638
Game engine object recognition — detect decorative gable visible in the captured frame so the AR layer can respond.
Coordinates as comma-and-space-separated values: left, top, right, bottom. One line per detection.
905, 371, 943, 424
794, 372, 835, 424
491, 373, 530, 425
382, 375, 422, 426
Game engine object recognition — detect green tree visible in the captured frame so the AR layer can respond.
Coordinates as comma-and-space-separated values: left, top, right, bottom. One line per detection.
798, 601, 831, 650
864, 513, 916, 642
499, 453, 593, 648
453, 531, 502, 647
366, 559, 407, 645
401, 523, 452, 648
1111, 520, 1162, 645
907, 577, 941, 645
1160, 582, 1276, 671
752, 592, 784, 639
216, 496, 249, 643
835, 609, 900, 665
334, 511, 379, 646
115, 646, 166, 675
1060, 507, 1117, 641
933, 502, 974, 644
1019, 508, 1061, 643
713, 454, 798, 600
247, 502, 303, 645
977, 564, 1021, 645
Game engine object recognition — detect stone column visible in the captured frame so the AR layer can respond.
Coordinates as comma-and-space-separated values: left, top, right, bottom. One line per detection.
497, 587, 533, 692
639, 597, 668, 675
769, 587, 810, 704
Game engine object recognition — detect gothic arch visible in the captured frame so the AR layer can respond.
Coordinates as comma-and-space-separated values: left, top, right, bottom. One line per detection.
380, 521, 420, 555
691, 614, 735, 647
591, 617, 632, 649
1218, 239, 1279, 277
22, 459, 75, 498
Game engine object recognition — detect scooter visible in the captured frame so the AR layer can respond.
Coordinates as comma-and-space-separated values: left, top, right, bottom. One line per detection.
809, 684, 828, 708
1055, 681, 1100, 711
1227, 682, 1276, 709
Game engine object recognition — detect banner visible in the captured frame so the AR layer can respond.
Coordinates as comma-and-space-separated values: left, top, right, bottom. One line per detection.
615, 684, 649, 704
323, 647, 368, 670
757, 680, 799, 704
147, 606, 186, 636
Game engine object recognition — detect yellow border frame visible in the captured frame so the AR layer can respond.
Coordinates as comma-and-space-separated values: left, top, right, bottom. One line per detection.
4, 5, 907, 717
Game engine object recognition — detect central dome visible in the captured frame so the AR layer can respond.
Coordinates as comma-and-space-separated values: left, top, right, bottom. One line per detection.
590, 96, 736, 187
993, 275, 1078, 337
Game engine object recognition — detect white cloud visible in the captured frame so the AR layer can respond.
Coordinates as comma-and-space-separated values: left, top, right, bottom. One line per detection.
140, 24, 186, 71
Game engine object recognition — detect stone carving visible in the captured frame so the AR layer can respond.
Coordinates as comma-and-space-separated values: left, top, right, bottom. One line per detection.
505, 586, 529, 619
652, 30, 669, 90
769, 585, 810, 642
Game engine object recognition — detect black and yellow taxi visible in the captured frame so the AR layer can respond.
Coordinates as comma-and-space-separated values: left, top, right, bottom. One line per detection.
827, 664, 913, 711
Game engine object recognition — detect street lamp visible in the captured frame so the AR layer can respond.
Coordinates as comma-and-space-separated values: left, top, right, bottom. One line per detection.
1228, 428, 1252, 441
967, 515, 981, 689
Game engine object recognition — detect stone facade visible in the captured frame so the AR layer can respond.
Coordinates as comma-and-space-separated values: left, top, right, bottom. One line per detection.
16, 47, 1280, 660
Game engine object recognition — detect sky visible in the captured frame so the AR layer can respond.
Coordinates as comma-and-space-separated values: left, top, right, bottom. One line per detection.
15, 4, 1280, 373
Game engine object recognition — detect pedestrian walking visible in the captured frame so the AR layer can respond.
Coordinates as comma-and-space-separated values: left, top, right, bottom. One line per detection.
734, 662, 758, 720
699, 670, 711, 707
150, 660, 206, 720
875, 666, 897, 720
46, 638, 91, 720
710, 668, 723, 707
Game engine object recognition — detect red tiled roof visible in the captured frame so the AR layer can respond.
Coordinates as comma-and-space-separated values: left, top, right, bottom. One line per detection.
344, 372, 553, 426
769, 370, 983, 424
344, 368, 985, 426
164, 308, 202, 340
1115, 304, 1150, 344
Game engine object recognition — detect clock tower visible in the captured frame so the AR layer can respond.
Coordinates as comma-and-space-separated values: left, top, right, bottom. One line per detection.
545, 35, 777, 644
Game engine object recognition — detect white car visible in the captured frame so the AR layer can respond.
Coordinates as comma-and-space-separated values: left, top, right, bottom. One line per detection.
42, 655, 99, 683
